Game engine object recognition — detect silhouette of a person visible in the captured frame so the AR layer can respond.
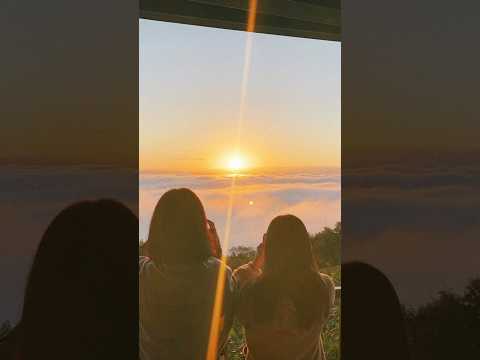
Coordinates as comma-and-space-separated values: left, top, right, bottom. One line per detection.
139, 188, 234, 360
17, 199, 138, 360
342, 261, 410, 360
234, 215, 335, 360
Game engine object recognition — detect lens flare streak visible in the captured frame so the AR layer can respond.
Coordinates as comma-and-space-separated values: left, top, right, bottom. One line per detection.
206, 1, 258, 359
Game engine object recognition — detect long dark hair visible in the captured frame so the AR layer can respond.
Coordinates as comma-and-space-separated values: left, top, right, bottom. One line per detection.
250, 215, 325, 329
19, 199, 138, 360
147, 188, 211, 265
341, 262, 410, 360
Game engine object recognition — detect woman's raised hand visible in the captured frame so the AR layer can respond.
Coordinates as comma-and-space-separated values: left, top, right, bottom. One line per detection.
207, 219, 222, 259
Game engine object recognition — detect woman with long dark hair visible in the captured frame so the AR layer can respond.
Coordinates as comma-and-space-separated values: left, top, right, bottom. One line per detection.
341, 262, 410, 360
18, 199, 138, 360
139, 188, 234, 360
235, 215, 335, 360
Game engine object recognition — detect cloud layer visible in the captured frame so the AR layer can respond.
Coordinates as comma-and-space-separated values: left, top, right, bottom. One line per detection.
140, 169, 341, 248
343, 161, 480, 305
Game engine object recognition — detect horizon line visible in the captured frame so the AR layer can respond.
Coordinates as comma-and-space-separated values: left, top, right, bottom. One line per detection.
140, 165, 341, 175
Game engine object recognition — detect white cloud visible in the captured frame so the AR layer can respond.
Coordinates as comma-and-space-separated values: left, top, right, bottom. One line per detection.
140, 169, 341, 247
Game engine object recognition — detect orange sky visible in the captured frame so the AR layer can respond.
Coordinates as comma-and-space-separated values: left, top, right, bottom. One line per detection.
140, 20, 340, 173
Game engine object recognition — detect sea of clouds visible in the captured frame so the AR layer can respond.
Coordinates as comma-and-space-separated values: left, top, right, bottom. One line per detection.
343, 161, 480, 305
140, 168, 341, 248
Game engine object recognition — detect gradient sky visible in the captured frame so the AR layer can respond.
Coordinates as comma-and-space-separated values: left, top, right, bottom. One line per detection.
140, 19, 340, 172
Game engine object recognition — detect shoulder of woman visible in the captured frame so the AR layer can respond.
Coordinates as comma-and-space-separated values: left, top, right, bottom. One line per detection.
205, 256, 233, 273
203, 257, 236, 292
139, 256, 150, 269
234, 276, 258, 325
316, 272, 336, 305
233, 261, 261, 289
318, 272, 335, 286
139, 256, 161, 278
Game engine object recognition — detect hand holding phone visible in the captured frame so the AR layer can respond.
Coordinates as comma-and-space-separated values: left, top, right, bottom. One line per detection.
252, 234, 266, 270
207, 219, 222, 259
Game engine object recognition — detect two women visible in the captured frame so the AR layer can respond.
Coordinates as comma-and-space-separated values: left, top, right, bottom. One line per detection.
140, 188, 335, 360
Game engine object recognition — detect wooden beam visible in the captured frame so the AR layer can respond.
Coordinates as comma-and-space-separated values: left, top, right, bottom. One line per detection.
190, 0, 340, 26
140, 0, 341, 41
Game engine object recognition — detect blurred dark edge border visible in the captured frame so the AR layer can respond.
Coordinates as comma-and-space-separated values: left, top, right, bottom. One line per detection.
0, 0, 139, 357
343, 1, 480, 359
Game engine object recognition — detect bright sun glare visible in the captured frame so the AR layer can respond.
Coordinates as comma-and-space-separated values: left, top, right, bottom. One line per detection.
227, 154, 247, 172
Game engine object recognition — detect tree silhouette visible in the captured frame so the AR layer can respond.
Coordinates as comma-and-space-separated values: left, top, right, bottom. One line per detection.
311, 222, 341, 268
405, 278, 480, 359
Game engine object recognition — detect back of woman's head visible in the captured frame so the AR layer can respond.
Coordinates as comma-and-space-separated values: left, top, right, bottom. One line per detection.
342, 261, 410, 360
147, 188, 211, 265
263, 215, 316, 277
251, 215, 324, 329
20, 199, 138, 360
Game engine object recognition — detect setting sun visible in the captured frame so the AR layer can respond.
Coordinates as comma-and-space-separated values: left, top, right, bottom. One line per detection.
227, 154, 247, 172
